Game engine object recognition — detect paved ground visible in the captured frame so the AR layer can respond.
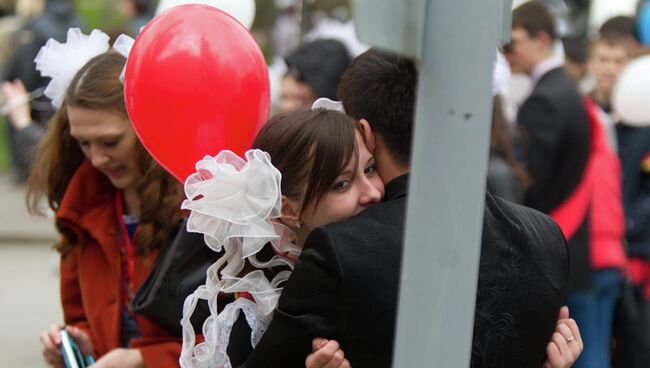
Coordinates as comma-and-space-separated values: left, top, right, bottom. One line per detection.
0, 174, 57, 243
0, 173, 61, 367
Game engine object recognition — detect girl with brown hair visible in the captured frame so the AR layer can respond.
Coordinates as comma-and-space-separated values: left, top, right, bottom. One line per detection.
178, 106, 384, 367
253, 108, 384, 246
25, 30, 184, 367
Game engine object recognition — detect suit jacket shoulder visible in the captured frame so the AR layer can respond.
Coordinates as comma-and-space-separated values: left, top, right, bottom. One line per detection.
245, 189, 407, 368
516, 67, 591, 212
474, 193, 569, 366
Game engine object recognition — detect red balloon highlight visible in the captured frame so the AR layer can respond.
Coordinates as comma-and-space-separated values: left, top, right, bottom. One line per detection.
125, 5, 270, 182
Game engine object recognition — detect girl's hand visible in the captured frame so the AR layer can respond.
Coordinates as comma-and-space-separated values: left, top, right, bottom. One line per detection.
306, 338, 351, 368
1, 80, 32, 129
543, 306, 583, 368
39, 323, 64, 367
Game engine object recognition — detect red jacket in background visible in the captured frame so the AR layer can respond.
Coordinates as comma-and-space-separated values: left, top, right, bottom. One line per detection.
56, 160, 182, 366
550, 98, 626, 271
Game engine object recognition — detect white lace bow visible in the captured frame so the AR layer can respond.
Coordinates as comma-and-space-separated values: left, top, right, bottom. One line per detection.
34, 28, 135, 108
179, 150, 298, 368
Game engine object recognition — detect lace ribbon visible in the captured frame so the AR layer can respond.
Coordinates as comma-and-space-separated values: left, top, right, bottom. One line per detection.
34, 28, 135, 108
112, 34, 135, 84
179, 150, 297, 368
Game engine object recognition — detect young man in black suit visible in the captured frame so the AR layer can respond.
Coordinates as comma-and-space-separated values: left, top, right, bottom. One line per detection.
503, 2, 592, 295
243, 49, 580, 368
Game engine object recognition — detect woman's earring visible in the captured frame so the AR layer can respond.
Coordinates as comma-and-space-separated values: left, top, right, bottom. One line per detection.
295, 221, 302, 229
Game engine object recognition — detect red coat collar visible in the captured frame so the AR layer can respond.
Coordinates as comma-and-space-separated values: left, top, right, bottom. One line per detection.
56, 160, 122, 272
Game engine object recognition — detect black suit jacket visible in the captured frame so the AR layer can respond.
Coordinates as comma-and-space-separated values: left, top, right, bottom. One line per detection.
517, 67, 591, 291
517, 67, 590, 212
244, 175, 568, 368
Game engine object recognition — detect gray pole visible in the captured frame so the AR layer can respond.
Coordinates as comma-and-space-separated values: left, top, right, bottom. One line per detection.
392, 0, 509, 366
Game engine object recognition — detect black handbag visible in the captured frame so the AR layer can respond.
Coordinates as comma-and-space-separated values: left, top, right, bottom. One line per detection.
131, 219, 222, 336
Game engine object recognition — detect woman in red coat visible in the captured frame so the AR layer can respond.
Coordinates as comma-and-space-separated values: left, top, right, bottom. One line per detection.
26, 46, 184, 366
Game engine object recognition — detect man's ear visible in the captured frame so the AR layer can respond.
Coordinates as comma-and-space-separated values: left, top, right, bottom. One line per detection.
359, 119, 376, 153
280, 195, 301, 228
535, 31, 552, 50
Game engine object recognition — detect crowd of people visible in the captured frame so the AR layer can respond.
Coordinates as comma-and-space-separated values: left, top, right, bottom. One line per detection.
0, 0, 649, 367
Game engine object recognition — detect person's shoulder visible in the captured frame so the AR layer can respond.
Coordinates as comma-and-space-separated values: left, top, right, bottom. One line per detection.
486, 193, 559, 231
533, 68, 580, 102
485, 193, 567, 255
326, 196, 406, 235
303, 197, 406, 257
483, 192, 568, 288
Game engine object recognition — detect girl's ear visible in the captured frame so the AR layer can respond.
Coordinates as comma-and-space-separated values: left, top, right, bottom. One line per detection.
280, 195, 301, 229
359, 119, 376, 152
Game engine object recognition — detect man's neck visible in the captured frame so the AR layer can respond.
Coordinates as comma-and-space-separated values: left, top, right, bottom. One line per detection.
375, 143, 409, 184
529, 52, 562, 84
592, 88, 611, 109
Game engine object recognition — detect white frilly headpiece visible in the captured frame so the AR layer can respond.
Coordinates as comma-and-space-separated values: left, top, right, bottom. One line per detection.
179, 149, 299, 368
493, 50, 511, 97
34, 28, 134, 108
311, 97, 345, 112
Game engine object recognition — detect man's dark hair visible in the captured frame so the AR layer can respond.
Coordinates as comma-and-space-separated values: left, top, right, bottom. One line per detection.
512, 1, 557, 40
562, 36, 588, 64
337, 48, 418, 166
599, 15, 639, 42
284, 39, 351, 100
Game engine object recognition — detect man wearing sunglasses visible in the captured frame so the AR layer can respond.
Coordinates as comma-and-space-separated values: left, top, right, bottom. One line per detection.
503, 2, 593, 365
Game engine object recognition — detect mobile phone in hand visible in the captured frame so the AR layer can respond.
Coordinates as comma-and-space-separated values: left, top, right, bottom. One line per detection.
59, 328, 94, 368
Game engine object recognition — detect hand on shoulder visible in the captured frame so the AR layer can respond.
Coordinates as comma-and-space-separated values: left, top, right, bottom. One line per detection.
306, 338, 350, 368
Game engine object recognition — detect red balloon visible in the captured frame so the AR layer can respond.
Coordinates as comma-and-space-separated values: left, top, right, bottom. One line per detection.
124, 5, 270, 182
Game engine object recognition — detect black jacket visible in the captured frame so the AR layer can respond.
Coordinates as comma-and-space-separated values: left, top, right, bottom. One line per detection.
617, 124, 650, 259
244, 175, 568, 367
517, 67, 591, 292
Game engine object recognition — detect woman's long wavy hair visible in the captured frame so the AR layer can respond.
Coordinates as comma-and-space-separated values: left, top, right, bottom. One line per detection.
26, 51, 183, 256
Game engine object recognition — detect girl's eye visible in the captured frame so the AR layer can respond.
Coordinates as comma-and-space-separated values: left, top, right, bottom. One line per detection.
78, 141, 90, 149
104, 140, 118, 148
364, 164, 376, 176
332, 180, 351, 192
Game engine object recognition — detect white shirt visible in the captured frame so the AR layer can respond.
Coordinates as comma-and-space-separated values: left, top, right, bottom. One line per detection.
530, 55, 564, 86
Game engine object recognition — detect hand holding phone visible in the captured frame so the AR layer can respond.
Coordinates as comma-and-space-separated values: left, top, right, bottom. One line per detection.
60, 327, 95, 368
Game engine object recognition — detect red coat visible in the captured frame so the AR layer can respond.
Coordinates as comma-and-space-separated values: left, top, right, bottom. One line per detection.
549, 98, 627, 271
56, 160, 181, 366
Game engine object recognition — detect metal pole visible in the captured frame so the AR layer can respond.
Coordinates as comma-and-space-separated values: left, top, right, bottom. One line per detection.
392, 0, 505, 366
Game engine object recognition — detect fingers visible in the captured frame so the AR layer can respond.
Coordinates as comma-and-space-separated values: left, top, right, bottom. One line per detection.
312, 338, 329, 352
65, 326, 94, 357
1, 80, 25, 99
550, 331, 572, 368
13, 79, 27, 93
40, 324, 63, 367
321, 349, 346, 368
545, 337, 563, 368
558, 318, 583, 358
305, 340, 341, 368
559, 318, 583, 348
558, 306, 569, 320
544, 320, 583, 368
555, 323, 574, 352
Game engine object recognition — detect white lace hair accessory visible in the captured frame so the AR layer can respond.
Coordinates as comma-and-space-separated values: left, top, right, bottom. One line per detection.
179, 149, 299, 368
34, 28, 135, 108
112, 34, 135, 84
311, 97, 345, 112
493, 50, 511, 97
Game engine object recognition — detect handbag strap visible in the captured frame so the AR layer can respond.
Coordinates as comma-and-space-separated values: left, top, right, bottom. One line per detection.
132, 221, 185, 308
